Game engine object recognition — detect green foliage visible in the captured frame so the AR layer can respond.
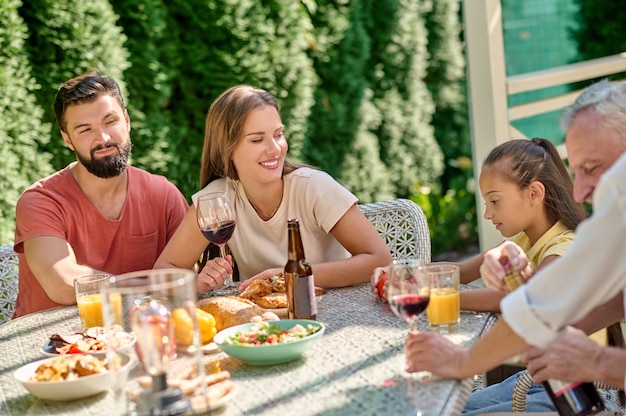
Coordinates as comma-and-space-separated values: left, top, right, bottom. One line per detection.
574, 0, 626, 61
424, 0, 470, 190
417, 0, 475, 256
19, 0, 132, 170
160, 0, 316, 198
110, 0, 175, 177
302, 0, 395, 203
216, 0, 316, 161
303, 0, 371, 177
1, 0, 474, 256
367, 0, 444, 197
339, 89, 395, 203
411, 156, 477, 255
0, 0, 52, 245
572, 0, 626, 90
304, 0, 444, 202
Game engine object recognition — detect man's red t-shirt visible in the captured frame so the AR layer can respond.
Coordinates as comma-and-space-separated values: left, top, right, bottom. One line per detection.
13, 164, 189, 317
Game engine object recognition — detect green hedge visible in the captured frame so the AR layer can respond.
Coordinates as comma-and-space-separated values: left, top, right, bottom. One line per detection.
0, 0, 477, 257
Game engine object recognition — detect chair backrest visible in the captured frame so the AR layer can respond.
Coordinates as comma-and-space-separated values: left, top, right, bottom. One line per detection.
0, 245, 19, 324
358, 198, 431, 263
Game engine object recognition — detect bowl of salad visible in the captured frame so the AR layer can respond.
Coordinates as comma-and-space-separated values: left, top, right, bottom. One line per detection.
213, 320, 325, 365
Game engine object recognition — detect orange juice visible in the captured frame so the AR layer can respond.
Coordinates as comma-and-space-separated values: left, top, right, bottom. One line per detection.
77, 293, 122, 328
426, 287, 460, 327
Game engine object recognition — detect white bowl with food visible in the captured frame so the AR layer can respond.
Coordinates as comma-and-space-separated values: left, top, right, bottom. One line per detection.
14, 352, 133, 401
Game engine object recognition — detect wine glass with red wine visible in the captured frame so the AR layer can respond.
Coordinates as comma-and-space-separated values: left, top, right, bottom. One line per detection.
196, 192, 238, 295
387, 259, 429, 333
387, 259, 432, 385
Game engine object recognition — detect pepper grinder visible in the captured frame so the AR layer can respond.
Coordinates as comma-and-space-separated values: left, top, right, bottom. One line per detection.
131, 299, 190, 415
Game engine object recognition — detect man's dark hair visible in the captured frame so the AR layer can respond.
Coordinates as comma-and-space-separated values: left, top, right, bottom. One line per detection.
53, 69, 125, 132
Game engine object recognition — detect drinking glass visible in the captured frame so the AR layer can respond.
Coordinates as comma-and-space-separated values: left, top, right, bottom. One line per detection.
74, 273, 119, 331
386, 259, 430, 333
386, 258, 433, 389
425, 264, 460, 332
101, 269, 209, 415
196, 192, 238, 296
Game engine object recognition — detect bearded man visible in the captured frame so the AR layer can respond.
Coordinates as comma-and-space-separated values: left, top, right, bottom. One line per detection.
13, 70, 188, 317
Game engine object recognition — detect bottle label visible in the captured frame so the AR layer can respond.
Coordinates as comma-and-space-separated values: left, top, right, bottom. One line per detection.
294, 274, 317, 318
552, 381, 583, 397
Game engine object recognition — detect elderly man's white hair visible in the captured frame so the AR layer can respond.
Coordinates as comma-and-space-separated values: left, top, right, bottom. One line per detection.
560, 79, 626, 149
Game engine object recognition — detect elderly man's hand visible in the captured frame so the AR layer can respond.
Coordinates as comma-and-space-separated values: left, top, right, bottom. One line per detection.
523, 326, 601, 384
405, 331, 472, 379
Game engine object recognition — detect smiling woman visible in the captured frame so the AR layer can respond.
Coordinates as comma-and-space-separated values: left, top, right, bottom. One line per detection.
154, 85, 392, 293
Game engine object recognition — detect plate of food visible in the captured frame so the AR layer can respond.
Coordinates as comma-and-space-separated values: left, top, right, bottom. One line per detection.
14, 352, 133, 401
238, 273, 325, 317
41, 326, 135, 356
192, 383, 238, 412
213, 319, 325, 365
135, 363, 236, 412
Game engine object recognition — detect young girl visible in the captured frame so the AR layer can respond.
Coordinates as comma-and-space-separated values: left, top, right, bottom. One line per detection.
155, 85, 392, 292
458, 137, 587, 311
372, 138, 586, 311
447, 139, 620, 414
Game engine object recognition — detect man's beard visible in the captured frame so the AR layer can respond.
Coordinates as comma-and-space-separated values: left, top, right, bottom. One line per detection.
76, 141, 132, 179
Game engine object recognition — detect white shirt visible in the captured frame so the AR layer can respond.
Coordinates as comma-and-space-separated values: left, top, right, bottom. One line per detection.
193, 168, 357, 281
501, 152, 626, 348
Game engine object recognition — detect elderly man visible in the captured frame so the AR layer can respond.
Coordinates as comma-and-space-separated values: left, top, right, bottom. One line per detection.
405, 79, 626, 392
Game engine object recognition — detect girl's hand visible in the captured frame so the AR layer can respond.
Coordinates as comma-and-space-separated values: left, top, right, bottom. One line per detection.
239, 267, 284, 291
480, 241, 530, 291
370, 266, 389, 299
196, 255, 233, 292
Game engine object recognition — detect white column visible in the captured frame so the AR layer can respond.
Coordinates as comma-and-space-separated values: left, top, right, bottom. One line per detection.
463, 0, 510, 252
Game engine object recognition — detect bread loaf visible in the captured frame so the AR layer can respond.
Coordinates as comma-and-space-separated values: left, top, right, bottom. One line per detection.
197, 296, 266, 331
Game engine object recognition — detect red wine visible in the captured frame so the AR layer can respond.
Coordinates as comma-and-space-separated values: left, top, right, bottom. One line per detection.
543, 379, 605, 416
201, 220, 236, 245
390, 294, 429, 323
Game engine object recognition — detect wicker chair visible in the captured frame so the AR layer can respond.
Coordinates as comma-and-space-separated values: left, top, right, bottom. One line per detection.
357, 198, 431, 263
0, 245, 19, 324
358, 200, 500, 394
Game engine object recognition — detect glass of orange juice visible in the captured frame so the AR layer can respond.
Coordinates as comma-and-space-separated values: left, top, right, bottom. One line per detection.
74, 274, 121, 330
425, 264, 460, 332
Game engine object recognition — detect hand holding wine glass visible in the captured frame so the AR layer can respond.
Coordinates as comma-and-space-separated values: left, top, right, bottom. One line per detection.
196, 192, 238, 295
386, 259, 434, 389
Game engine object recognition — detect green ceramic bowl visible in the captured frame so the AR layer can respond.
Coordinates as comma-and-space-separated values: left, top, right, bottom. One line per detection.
213, 320, 325, 365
